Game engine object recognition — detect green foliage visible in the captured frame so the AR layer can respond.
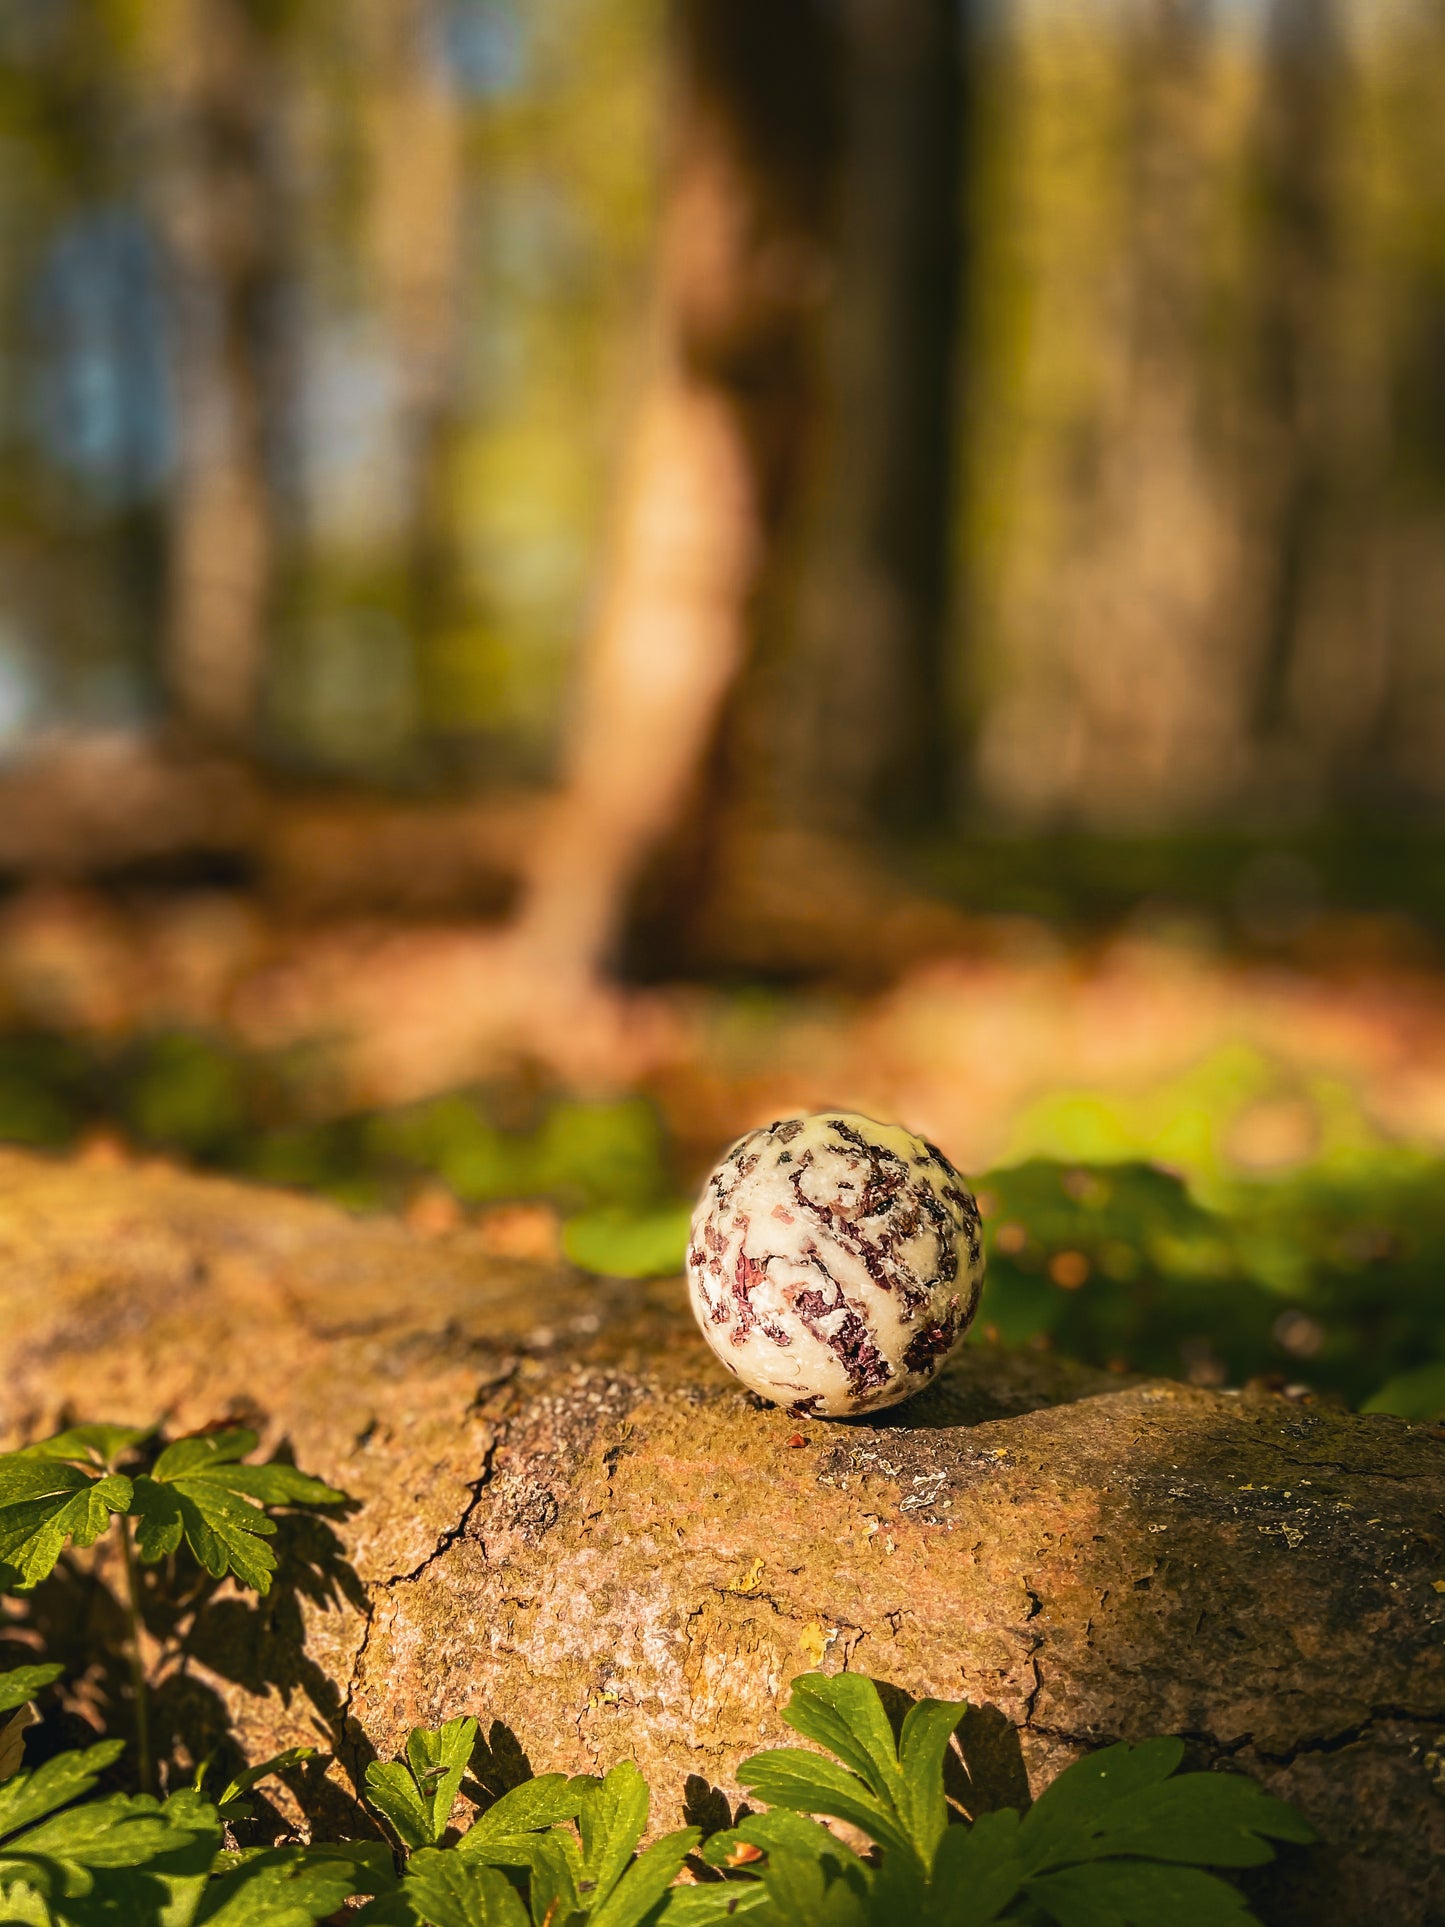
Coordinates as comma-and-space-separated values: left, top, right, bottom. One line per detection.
0, 1668, 63, 1720
337, 1676, 1313, 1927
128, 1429, 345, 1594
0, 1458, 134, 1594
367, 1718, 481, 1850
212, 1746, 318, 1824
121, 1036, 252, 1164
359, 1750, 697, 1926
692, 1674, 1313, 1926
0, 1424, 345, 1597
0, 1031, 694, 1278
976, 1151, 1445, 1408
0, 1737, 183, 1910
0, 1678, 385, 1925
1361, 1358, 1445, 1421
561, 1203, 695, 1280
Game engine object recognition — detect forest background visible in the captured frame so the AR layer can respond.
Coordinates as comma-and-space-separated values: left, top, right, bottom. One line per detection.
0, 0, 1444, 1419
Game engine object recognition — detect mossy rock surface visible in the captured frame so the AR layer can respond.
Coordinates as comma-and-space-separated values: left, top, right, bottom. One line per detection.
0, 1147, 1441, 1922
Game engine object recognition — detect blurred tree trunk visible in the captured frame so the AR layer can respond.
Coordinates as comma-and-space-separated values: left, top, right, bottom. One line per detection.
1248, 0, 1342, 746
974, 0, 1245, 827
149, 0, 288, 749
505, 0, 842, 983
358, 0, 463, 643
759, 0, 965, 845
1243, 0, 1394, 808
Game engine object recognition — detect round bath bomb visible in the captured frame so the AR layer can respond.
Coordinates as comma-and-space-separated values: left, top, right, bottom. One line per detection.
686, 1112, 984, 1416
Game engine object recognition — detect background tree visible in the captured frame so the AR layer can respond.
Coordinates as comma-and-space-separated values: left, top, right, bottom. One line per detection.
503, 0, 843, 985
143, 0, 291, 750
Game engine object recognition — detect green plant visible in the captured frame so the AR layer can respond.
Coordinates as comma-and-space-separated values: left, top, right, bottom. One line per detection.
0, 1667, 387, 1925
341, 1674, 1312, 1927
0, 1422, 345, 1794
356, 1727, 697, 1926
690, 1672, 1315, 1923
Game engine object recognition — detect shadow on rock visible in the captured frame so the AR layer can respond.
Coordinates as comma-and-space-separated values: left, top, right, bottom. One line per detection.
464, 1717, 537, 1806
4, 1502, 376, 1842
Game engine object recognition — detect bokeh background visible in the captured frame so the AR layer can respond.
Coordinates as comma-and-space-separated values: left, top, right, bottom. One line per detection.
2, 0, 1444, 1418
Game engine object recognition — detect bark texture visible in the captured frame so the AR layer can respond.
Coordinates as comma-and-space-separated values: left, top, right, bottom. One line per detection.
0, 1150, 1442, 1924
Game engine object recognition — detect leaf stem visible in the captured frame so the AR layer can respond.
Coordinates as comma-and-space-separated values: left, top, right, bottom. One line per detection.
116, 1513, 152, 1796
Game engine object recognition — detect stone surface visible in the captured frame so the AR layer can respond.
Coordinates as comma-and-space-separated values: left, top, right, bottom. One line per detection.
0, 1148, 1442, 1923
687, 1113, 985, 1415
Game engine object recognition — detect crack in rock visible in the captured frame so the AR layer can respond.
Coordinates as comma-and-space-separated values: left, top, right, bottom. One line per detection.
389, 1434, 504, 1588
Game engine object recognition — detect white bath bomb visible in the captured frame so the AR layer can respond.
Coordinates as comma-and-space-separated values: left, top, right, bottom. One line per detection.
686, 1112, 984, 1417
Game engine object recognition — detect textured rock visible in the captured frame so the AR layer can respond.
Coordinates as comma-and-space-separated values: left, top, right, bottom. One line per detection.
0, 1148, 1442, 1923
687, 1113, 984, 1415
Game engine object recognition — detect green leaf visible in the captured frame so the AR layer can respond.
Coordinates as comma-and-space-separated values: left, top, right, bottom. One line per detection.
130, 1475, 278, 1593
921, 1811, 1025, 1927
700, 1811, 849, 1873
215, 1745, 318, 1821
19, 1426, 150, 1471
577, 1761, 651, 1911
353, 1898, 425, 1927
129, 1431, 345, 1596
702, 1809, 872, 1927
713, 1811, 872, 1927
0, 1459, 133, 1591
8, 1792, 178, 1872
0, 1754, 205, 1922
401, 1850, 529, 1927
590, 1827, 699, 1927
0, 1461, 94, 1507
734, 1747, 913, 1863
657, 1886, 771, 1923
524, 1830, 582, 1924
0, 1667, 63, 1718
456, 1773, 582, 1863
151, 1432, 343, 1509
562, 1204, 692, 1280
896, 1698, 966, 1866
366, 1720, 479, 1852
781, 1676, 901, 1806
1018, 1744, 1315, 1873
407, 1719, 480, 1847
196, 1843, 376, 1924
1362, 1359, 1445, 1421
1018, 1739, 1184, 1870
143, 1787, 225, 1927
366, 1762, 437, 1853
0, 1741, 125, 1845
1019, 1860, 1260, 1925
150, 1432, 258, 1481
210, 1463, 346, 1508
745, 1673, 959, 1871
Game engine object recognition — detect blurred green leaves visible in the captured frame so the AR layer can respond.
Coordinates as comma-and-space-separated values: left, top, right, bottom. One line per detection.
1362, 1360, 1445, 1422
0, 1030, 693, 1276
561, 1204, 693, 1279
976, 1150, 1445, 1410
1, 1022, 1443, 1387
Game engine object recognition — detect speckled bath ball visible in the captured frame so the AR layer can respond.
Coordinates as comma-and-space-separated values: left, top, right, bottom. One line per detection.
686, 1113, 985, 1417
